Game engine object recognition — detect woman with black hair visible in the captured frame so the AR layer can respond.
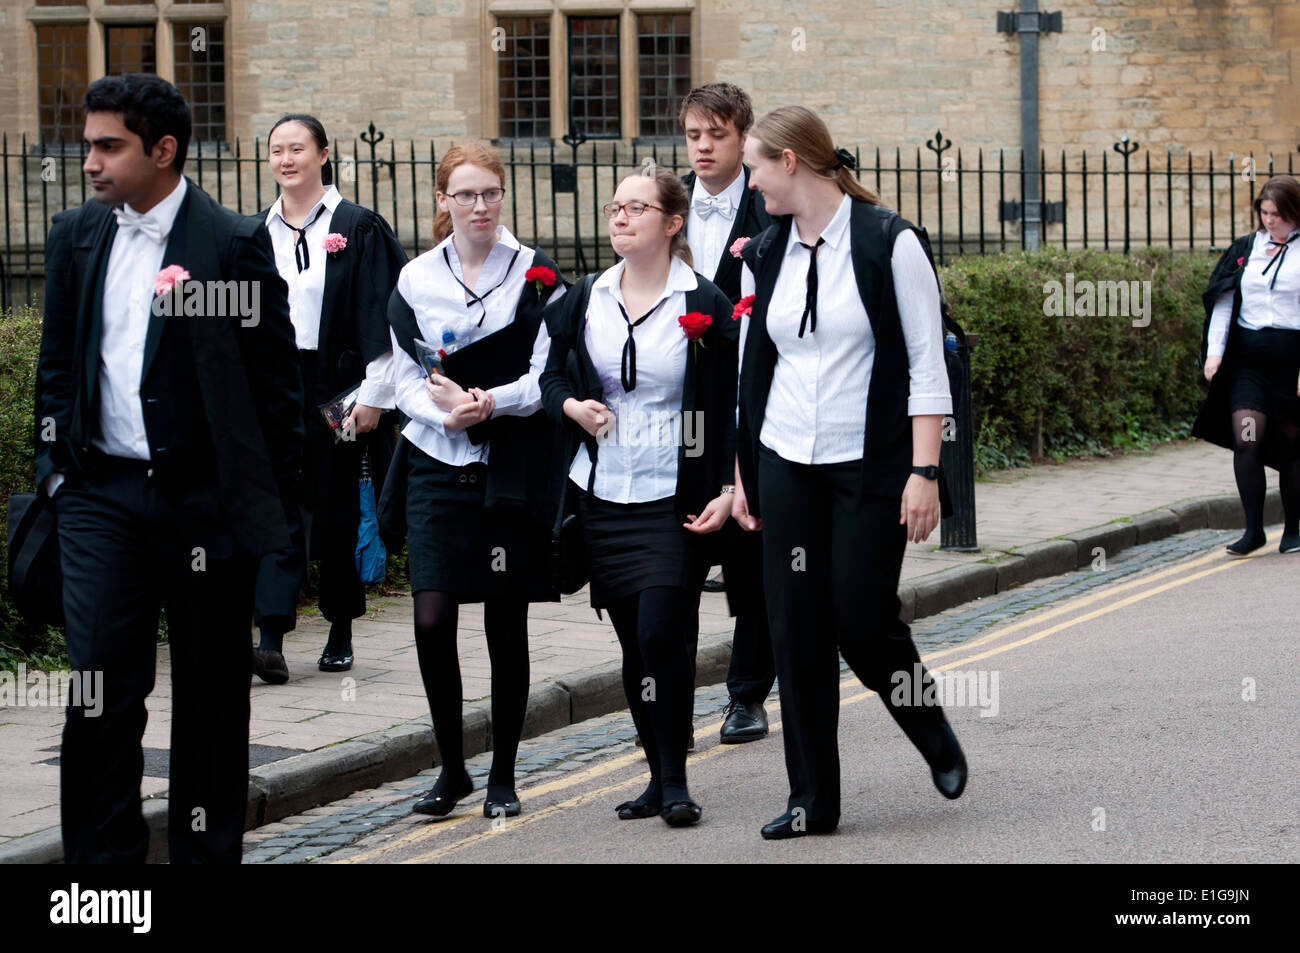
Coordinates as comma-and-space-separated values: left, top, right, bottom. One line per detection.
1194, 174, 1300, 555
251, 114, 407, 683
540, 166, 737, 827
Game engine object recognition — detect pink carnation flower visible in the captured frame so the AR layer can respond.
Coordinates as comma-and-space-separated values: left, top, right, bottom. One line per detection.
322, 232, 348, 254
729, 236, 751, 258
153, 264, 191, 296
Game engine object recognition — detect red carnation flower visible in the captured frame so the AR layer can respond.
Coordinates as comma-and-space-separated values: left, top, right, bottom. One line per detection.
729, 236, 751, 259
732, 294, 756, 322
525, 265, 557, 298
1236, 257, 1245, 267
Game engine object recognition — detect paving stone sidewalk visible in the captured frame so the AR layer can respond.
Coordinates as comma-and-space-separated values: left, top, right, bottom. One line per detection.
0, 439, 1246, 850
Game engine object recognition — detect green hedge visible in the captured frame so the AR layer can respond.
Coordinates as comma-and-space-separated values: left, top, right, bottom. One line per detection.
0, 249, 1216, 651
938, 247, 1214, 471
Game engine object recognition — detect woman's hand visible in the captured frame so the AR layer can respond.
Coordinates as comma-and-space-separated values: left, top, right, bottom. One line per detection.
1204, 355, 1222, 383
731, 461, 761, 531
343, 403, 382, 435
900, 473, 940, 544
426, 372, 471, 412
563, 397, 613, 438
684, 492, 732, 534
442, 388, 494, 431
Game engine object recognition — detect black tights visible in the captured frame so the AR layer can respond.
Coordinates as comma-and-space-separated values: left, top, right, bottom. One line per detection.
412, 590, 529, 800
1231, 408, 1300, 539
606, 586, 697, 806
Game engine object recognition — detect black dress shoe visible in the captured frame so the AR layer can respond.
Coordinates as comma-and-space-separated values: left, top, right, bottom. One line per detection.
702, 573, 726, 593
252, 648, 289, 685
760, 810, 837, 840
930, 723, 968, 800
318, 647, 354, 672
1226, 533, 1266, 557
483, 795, 521, 818
412, 773, 474, 817
615, 799, 661, 820
660, 799, 702, 827
720, 697, 768, 744
1280, 533, 1300, 554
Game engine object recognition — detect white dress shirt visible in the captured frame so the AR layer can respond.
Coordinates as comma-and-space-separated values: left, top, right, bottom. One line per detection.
748, 193, 951, 464
93, 175, 189, 462
687, 169, 746, 282
266, 185, 394, 408
568, 256, 696, 503
391, 226, 561, 466
1206, 228, 1300, 357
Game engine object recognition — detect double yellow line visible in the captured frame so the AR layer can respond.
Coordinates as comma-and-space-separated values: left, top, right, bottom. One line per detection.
335, 545, 1249, 864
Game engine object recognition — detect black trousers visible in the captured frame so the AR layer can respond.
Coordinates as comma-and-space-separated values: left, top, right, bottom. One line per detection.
721, 523, 776, 704
757, 445, 947, 826
55, 457, 255, 863
254, 350, 365, 631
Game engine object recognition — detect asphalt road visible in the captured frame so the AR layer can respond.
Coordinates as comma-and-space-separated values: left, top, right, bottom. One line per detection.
320, 538, 1297, 864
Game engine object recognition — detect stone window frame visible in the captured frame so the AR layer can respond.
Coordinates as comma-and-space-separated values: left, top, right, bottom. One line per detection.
26, 1, 232, 152
484, 0, 697, 144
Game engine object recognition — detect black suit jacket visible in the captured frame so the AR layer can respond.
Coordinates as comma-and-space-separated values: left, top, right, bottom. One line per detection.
35, 178, 304, 557
682, 167, 772, 303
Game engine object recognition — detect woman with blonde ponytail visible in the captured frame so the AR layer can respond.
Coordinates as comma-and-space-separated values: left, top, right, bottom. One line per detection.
383, 142, 567, 820
733, 105, 968, 839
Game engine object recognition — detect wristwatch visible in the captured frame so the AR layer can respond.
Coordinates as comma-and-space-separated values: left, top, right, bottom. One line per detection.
910, 465, 940, 480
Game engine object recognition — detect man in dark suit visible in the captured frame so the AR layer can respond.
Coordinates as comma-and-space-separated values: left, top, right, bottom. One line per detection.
34, 74, 303, 863
678, 83, 776, 744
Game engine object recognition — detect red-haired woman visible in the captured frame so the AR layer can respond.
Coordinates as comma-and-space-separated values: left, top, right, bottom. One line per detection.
384, 143, 566, 819
1194, 174, 1300, 555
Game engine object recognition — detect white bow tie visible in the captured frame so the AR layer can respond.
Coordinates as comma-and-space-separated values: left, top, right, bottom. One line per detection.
693, 194, 733, 220
113, 206, 166, 245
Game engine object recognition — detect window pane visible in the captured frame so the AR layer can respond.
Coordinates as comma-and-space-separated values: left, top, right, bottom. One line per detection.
568, 16, 619, 139
104, 25, 157, 76
36, 23, 88, 144
173, 22, 226, 144
637, 13, 690, 138
497, 17, 551, 139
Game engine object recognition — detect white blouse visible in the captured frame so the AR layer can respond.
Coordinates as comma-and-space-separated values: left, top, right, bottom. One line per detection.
265, 185, 394, 408
391, 226, 561, 466
745, 193, 951, 465
1206, 229, 1300, 357
568, 256, 697, 503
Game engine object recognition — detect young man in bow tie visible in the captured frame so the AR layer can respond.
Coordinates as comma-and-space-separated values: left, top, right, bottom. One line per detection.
34, 73, 303, 863
679, 83, 775, 745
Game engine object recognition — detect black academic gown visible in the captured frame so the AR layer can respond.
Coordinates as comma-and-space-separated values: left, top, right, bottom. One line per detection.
252, 198, 407, 630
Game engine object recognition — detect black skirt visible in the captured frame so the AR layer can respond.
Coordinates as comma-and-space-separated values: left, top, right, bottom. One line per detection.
578, 492, 707, 608
405, 445, 553, 602
1228, 326, 1300, 427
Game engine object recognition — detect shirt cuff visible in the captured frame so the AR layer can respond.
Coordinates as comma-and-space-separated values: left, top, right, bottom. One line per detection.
907, 396, 954, 416
357, 378, 395, 409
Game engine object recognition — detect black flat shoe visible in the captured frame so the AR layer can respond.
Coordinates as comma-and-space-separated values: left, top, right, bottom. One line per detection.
252, 648, 289, 685
1226, 533, 1266, 557
659, 799, 702, 827
412, 773, 474, 817
1280, 534, 1300, 554
318, 647, 354, 672
760, 809, 837, 840
930, 723, 968, 800
483, 795, 521, 818
615, 799, 661, 820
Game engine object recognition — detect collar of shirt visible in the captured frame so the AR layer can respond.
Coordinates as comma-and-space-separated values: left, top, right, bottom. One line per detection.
595, 254, 699, 312
440, 224, 521, 289
265, 184, 342, 231
691, 168, 746, 220
119, 175, 188, 244
786, 191, 852, 257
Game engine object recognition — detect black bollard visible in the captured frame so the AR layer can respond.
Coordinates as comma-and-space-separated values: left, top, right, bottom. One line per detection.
940, 332, 979, 551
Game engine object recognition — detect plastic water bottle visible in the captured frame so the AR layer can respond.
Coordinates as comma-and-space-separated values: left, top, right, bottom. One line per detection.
944, 331, 958, 353
437, 326, 462, 360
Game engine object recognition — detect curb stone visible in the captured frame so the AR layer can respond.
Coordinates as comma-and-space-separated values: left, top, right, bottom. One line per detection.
0, 488, 1273, 864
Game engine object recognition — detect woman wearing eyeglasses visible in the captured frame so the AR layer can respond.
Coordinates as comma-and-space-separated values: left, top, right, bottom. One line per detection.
384, 143, 566, 820
540, 167, 737, 827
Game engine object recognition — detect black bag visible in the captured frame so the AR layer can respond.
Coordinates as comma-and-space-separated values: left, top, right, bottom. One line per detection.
6, 491, 65, 627
550, 470, 588, 596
